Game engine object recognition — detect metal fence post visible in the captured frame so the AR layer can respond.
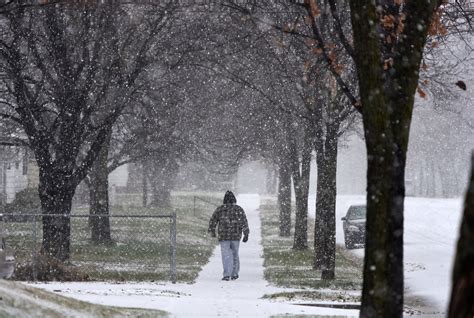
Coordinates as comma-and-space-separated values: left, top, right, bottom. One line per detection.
32, 215, 37, 281
170, 211, 177, 283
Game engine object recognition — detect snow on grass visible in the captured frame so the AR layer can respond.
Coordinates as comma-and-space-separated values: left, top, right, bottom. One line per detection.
8, 193, 217, 283
0, 279, 168, 317
18, 193, 459, 317
29, 194, 360, 317
259, 200, 363, 304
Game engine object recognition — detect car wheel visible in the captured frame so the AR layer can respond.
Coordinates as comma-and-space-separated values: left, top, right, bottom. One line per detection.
345, 233, 355, 249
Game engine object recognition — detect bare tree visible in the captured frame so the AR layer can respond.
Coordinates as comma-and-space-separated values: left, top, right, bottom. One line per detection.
0, 2, 175, 260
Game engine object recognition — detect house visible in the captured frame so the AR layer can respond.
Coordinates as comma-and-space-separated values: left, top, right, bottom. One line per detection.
1, 137, 128, 206
0, 136, 39, 205
0, 147, 38, 205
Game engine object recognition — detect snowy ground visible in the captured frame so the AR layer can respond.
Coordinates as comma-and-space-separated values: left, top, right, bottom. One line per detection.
308, 195, 463, 315
29, 194, 359, 317
27, 194, 462, 317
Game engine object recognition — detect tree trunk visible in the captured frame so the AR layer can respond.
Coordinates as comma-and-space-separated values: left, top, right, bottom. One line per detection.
292, 176, 309, 249
349, 1, 440, 315
314, 123, 338, 279
151, 180, 172, 208
88, 132, 112, 244
428, 160, 435, 197
314, 157, 324, 270
278, 161, 292, 237
150, 159, 179, 208
292, 129, 312, 250
265, 164, 278, 194
448, 153, 474, 317
361, 128, 405, 317
142, 162, 148, 207
39, 172, 75, 262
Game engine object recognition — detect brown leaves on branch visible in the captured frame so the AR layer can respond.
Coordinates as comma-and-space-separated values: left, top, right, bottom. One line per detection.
383, 58, 394, 70
308, 0, 321, 17
334, 64, 344, 75
305, 38, 324, 55
397, 13, 406, 35
417, 86, 427, 99
421, 62, 429, 71
282, 19, 300, 34
326, 50, 345, 75
312, 47, 323, 54
429, 8, 448, 36
381, 15, 396, 29
380, 13, 406, 38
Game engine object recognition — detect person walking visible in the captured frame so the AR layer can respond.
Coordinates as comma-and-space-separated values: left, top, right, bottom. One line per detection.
208, 191, 249, 281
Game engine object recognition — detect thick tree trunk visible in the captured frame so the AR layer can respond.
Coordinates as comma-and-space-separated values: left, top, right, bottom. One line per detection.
314, 124, 338, 279
349, 1, 440, 315
39, 172, 75, 262
88, 132, 112, 244
292, 130, 312, 250
448, 153, 474, 317
89, 139, 112, 243
278, 161, 292, 237
361, 132, 405, 317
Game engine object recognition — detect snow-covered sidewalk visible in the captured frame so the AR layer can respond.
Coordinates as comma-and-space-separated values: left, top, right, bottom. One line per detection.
29, 194, 359, 317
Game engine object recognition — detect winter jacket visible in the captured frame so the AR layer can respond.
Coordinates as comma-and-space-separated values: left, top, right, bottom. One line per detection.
208, 203, 249, 241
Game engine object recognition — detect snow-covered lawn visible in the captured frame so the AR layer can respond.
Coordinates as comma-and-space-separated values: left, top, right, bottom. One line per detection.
0, 279, 166, 317
27, 194, 462, 317
309, 195, 463, 315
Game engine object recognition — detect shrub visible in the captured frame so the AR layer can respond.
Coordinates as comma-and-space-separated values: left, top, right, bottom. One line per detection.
13, 254, 89, 281
4, 187, 41, 214
3, 188, 41, 222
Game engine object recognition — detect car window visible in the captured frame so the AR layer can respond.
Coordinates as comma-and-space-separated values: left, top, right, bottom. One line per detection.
348, 206, 366, 220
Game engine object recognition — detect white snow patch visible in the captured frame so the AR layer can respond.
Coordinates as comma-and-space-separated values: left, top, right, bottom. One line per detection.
309, 194, 462, 314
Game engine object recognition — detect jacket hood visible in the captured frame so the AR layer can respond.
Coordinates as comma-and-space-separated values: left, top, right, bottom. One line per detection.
223, 191, 237, 204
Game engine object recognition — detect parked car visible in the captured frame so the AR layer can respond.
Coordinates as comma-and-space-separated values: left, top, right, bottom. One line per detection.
0, 216, 15, 279
341, 205, 366, 249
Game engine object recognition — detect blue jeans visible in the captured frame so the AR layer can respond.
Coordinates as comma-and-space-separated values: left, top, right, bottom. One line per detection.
219, 240, 240, 278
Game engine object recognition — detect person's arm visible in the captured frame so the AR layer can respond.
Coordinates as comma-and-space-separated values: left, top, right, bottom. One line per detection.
241, 208, 249, 242
208, 207, 220, 237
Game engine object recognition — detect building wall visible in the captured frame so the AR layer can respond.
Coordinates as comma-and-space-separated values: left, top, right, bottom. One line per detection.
5, 160, 28, 203
109, 164, 128, 188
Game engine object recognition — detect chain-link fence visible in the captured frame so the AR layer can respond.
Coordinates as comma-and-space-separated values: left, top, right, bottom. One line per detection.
1, 212, 177, 283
